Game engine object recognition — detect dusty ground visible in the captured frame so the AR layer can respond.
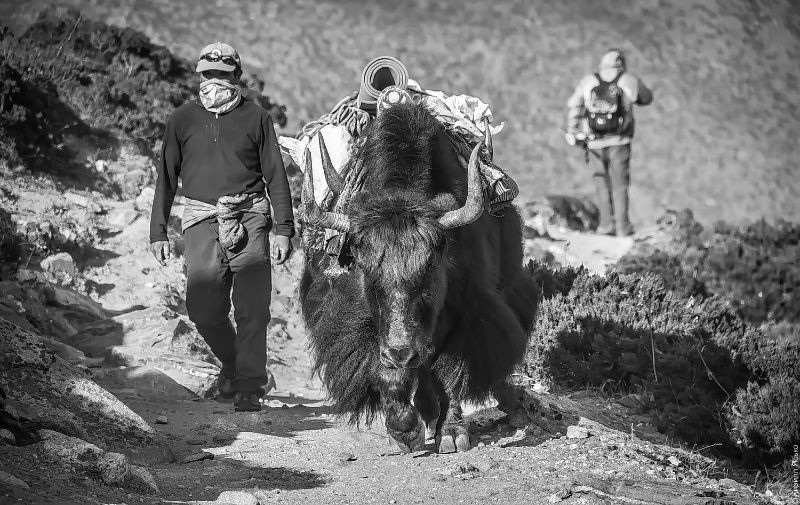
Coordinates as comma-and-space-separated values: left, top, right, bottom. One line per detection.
1, 184, 778, 504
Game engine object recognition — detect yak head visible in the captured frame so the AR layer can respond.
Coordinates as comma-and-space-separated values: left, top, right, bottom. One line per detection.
301, 132, 486, 371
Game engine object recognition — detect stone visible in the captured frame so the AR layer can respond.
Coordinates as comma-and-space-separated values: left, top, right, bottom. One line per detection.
134, 186, 156, 212
107, 208, 139, 228
16, 269, 47, 283
128, 465, 159, 494
104, 346, 218, 397
36, 335, 86, 364
93, 366, 198, 402
41, 252, 76, 276
0, 470, 29, 489
667, 455, 682, 467
156, 415, 169, 424
0, 428, 15, 444
0, 320, 155, 448
181, 451, 214, 463
216, 490, 260, 505
566, 425, 590, 439
42, 284, 107, 319
338, 452, 357, 462
98, 451, 131, 486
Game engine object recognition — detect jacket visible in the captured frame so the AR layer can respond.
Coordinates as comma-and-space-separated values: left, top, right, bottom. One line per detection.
149, 98, 295, 243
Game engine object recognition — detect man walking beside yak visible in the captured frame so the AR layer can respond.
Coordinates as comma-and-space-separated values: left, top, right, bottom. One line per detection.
565, 48, 654, 237
149, 42, 294, 412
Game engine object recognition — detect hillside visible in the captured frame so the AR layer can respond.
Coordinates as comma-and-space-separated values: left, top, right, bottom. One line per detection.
4, 0, 799, 227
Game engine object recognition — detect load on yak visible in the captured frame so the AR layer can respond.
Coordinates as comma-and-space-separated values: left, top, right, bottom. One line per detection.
289, 57, 545, 453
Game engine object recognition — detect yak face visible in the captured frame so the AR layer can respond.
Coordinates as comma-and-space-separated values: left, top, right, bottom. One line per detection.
348, 192, 450, 370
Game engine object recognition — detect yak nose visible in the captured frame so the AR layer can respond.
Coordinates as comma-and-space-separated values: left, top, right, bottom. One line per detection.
380, 346, 419, 368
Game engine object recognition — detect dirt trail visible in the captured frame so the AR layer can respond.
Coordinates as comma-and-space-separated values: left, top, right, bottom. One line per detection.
0, 191, 762, 504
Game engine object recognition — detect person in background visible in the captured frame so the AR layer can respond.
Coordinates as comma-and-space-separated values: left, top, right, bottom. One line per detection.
565, 48, 653, 236
149, 42, 294, 412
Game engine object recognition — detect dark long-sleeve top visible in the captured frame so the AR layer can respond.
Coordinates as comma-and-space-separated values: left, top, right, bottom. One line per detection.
149, 98, 295, 243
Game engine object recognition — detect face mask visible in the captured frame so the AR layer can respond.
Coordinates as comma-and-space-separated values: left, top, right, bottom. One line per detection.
199, 78, 241, 114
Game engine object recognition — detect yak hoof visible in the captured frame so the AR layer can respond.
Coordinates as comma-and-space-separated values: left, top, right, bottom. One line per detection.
436, 423, 470, 453
506, 409, 530, 429
386, 417, 426, 453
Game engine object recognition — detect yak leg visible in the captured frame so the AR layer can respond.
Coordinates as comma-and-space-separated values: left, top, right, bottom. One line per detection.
381, 375, 425, 453
492, 380, 556, 432
413, 367, 441, 442
435, 392, 471, 453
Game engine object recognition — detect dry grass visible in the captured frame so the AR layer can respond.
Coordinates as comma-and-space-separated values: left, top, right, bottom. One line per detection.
4, 0, 799, 226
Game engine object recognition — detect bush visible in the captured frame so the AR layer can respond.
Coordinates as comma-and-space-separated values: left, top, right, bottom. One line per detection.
0, 8, 287, 178
617, 215, 800, 325
524, 260, 799, 464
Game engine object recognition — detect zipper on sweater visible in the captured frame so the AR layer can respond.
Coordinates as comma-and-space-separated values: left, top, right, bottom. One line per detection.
215, 113, 219, 142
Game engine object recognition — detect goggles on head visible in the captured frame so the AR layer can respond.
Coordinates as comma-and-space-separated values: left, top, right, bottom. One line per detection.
199, 53, 239, 67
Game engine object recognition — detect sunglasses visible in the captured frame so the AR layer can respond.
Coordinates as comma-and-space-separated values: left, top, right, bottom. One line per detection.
199, 53, 239, 67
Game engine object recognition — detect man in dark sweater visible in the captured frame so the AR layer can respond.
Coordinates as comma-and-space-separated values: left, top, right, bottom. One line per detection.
149, 42, 294, 412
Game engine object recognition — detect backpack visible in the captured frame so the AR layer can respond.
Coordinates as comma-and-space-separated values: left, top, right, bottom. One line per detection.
585, 72, 625, 136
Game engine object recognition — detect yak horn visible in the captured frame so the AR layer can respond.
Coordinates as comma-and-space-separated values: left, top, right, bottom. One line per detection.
301, 148, 351, 232
318, 134, 345, 195
483, 117, 493, 161
438, 143, 484, 229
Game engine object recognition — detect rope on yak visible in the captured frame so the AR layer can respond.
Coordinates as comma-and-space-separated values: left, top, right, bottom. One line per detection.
301, 92, 373, 140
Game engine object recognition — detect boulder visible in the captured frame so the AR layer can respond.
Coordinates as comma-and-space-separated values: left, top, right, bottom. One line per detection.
105, 346, 218, 397
134, 186, 156, 212
35, 430, 158, 494
40, 252, 76, 276
523, 195, 600, 233
92, 366, 198, 401
0, 319, 155, 448
106, 207, 139, 228
35, 335, 86, 364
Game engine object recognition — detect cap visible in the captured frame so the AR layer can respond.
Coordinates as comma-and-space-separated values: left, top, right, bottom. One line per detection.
599, 49, 626, 70
196, 42, 241, 73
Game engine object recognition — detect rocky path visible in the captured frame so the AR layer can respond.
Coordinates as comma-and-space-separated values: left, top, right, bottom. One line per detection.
0, 185, 768, 504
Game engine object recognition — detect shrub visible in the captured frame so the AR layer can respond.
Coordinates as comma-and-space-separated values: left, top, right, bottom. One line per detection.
0, 8, 288, 178
524, 260, 799, 464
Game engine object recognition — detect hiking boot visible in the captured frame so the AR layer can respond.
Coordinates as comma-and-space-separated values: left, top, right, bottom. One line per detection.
595, 225, 616, 236
234, 392, 262, 412
212, 375, 236, 401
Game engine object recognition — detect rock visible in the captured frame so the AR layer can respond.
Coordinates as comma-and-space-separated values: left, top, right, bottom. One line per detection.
0, 470, 29, 489
128, 465, 159, 494
93, 366, 198, 402
63, 192, 103, 214
41, 252, 76, 276
338, 452, 357, 462
717, 478, 739, 489
105, 346, 218, 397
0, 320, 155, 448
0, 428, 15, 444
156, 415, 169, 424
35, 335, 86, 364
107, 207, 139, 228
181, 451, 214, 463
523, 194, 599, 232
16, 269, 47, 283
667, 455, 681, 467
0, 302, 36, 333
215, 490, 260, 505
135, 186, 156, 212
566, 425, 590, 439
216, 490, 260, 505
35, 430, 158, 493
42, 284, 107, 319
618, 393, 646, 410
98, 451, 131, 486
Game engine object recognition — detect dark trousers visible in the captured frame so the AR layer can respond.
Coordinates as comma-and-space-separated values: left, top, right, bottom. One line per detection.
589, 144, 633, 235
184, 212, 272, 395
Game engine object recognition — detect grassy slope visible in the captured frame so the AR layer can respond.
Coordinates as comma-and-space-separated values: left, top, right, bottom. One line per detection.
4, 0, 799, 226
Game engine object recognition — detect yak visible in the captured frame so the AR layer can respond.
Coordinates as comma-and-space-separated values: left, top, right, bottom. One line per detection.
299, 100, 541, 453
